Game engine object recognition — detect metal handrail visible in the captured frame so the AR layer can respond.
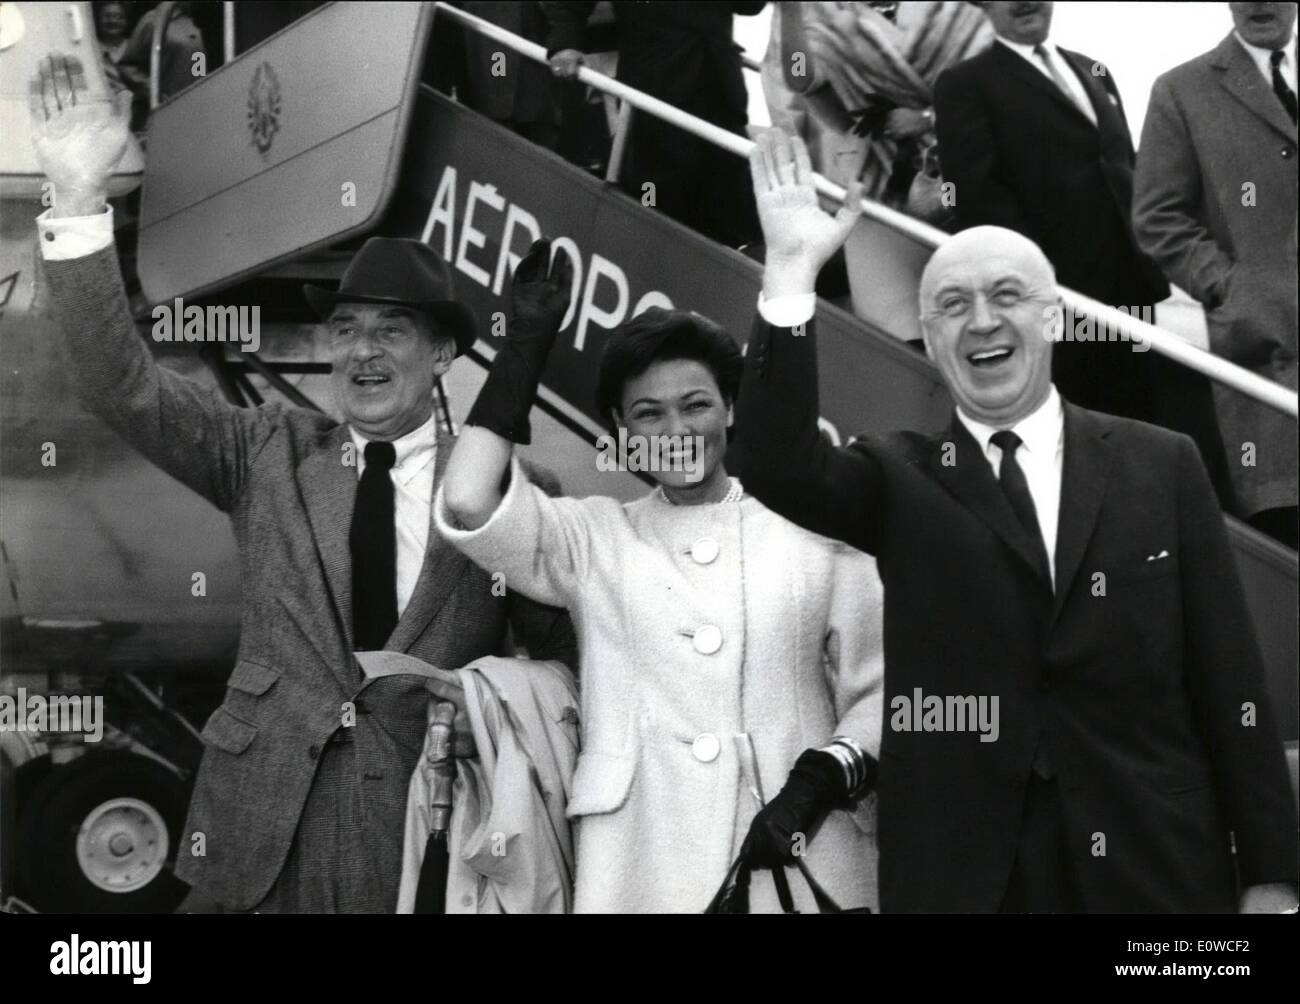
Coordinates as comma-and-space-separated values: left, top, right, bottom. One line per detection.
223, 1, 237, 65
433, 2, 1297, 419
150, 0, 234, 107
147, 0, 177, 110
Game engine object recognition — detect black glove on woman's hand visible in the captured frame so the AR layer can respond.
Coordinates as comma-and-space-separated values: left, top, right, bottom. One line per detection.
464, 237, 573, 444
739, 749, 847, 870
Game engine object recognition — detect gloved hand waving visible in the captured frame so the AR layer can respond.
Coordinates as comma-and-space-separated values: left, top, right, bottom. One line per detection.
465, 238, 574, 444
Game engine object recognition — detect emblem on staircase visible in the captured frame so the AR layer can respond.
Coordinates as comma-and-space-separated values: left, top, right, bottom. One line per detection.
247, 62, 282, 158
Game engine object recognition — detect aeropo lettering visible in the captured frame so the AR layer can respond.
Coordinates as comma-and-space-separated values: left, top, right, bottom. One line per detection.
418, 165, 675, 353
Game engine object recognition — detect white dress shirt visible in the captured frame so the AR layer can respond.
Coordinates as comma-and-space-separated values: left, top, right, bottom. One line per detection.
757, 293, 1065, 586
995, 35, 1098, 126
955, 386, 1064, 588
36, 204, 440, 617
1234, 29, 1297, 94
350, 415, 438, 617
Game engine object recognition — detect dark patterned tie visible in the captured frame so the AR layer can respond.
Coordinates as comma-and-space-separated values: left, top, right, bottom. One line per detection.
990, 430, 1050, 580
1271, 49, 1297, 124
351, 440, 397, 651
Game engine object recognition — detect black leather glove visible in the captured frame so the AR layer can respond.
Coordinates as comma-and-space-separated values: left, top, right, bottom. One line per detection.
739, 749, 847, 870
464, 237, 573, 444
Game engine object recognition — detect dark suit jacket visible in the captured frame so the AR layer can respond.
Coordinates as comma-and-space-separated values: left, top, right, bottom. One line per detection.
934, 40, 1169, 307
544, 1, 765, 246
43, 247, 576, 911
544, 1, 764, 123
734, 316, 1297, 913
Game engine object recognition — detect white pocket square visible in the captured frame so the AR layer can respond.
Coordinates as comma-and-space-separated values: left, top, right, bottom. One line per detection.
1145, 549, 1170, 562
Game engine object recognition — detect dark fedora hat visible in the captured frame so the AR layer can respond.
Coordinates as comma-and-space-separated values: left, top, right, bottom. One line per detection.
304, 237, 478, 356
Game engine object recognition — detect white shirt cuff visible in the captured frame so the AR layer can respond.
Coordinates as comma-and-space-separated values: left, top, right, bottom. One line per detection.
36, 206, 115, 261
757, 291, 816, 329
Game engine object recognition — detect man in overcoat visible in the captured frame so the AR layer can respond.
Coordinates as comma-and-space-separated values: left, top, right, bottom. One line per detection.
1133, 1, 1298, 547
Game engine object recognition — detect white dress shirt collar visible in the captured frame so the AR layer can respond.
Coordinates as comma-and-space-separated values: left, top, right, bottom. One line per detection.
955, 385, 1065, 589
996, 34, 1060, 63
956, 385, 1063, 461
349, 409, 440, 486
1234, 29, 1298, 93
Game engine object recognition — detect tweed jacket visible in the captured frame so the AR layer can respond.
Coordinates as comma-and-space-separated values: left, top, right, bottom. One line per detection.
42, 246, 576, 911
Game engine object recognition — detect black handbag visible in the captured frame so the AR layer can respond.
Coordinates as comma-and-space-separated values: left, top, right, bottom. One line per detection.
703, 854, 871, 914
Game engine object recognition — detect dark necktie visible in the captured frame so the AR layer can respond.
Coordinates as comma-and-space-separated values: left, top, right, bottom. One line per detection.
990, 430, 1055, 779
990, 430, 1050, 581
351, 440, 398, 651
1271, 49, 1297, 124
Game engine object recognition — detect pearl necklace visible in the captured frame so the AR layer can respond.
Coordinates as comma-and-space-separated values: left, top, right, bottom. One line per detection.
657, 477, 744, 506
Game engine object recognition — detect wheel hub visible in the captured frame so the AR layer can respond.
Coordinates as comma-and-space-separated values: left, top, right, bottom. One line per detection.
75, 798, 169, 893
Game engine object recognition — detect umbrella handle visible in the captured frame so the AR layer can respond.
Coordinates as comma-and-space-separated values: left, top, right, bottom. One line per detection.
427, 701, 457, 834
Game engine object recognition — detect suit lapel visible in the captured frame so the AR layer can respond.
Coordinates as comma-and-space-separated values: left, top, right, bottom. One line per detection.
297, 424, 359, 674
1060, 48, 1124, 135
1050, 404, 1112, 625
385, 426, 470, 653
929, 416, 1052, 590
993, 41, 1095, 129
1213, 33, 1298, 141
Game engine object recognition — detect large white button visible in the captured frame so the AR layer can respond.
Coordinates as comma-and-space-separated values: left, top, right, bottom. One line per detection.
692, 733, 721, 762
692, 625, 723, 655
690, 537, 720, 564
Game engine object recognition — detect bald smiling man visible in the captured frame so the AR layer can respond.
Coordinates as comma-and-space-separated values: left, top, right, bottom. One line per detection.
733, 129, 1298, 914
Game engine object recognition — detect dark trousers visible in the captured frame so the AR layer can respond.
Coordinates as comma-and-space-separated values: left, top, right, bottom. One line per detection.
620, 112, 760, 248
249, 733, 395, 914
1149, 354, 1236, 513
999, 775, 1085, 914
557, 78, 612, 174
615, 53, 759, 249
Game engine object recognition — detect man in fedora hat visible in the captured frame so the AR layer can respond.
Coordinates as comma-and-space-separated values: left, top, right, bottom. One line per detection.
27, 54, 576, 913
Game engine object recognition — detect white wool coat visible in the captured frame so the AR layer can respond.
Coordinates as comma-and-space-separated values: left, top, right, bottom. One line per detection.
434, 458, 885, 913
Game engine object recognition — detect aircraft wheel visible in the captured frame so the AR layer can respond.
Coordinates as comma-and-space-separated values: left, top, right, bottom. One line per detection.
17, 751, 190, 913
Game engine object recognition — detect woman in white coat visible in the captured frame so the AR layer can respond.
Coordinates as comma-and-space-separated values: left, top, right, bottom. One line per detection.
437, 240, 885, 913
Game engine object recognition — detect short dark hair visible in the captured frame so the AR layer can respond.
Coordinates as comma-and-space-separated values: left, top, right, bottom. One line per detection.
594, 308, 742, 424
